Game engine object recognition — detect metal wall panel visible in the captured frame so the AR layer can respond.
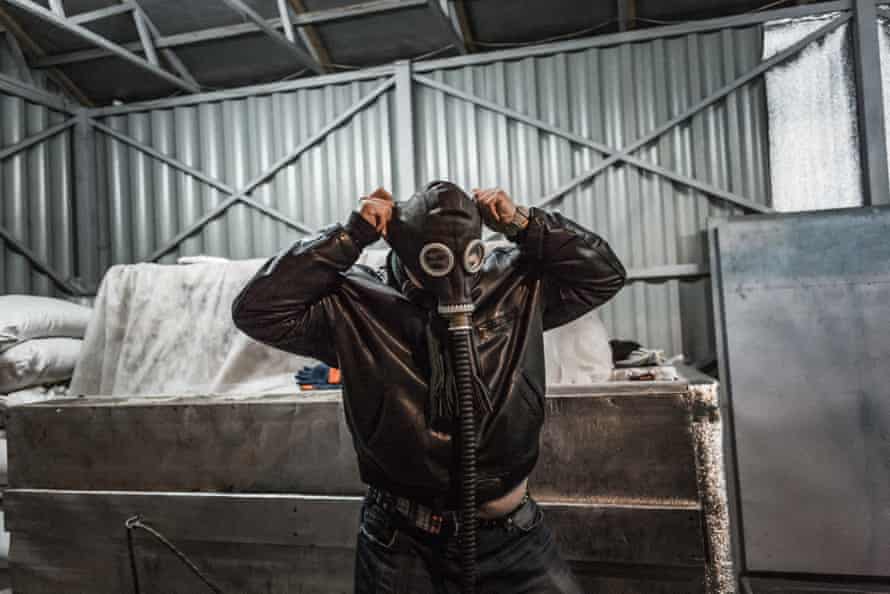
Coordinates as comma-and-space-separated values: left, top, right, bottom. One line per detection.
712, 207, 890, 577
0, 36, 74, 297
93, 77, 394, 267
414, 25, 770, 361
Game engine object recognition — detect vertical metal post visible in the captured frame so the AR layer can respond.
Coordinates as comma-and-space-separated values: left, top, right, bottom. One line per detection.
853, 0, 890, 205
395, 61, 416, 198
73, 111, 100, 290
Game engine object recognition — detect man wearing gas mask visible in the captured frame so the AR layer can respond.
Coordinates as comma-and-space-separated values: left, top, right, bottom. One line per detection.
232, 181, 626, 594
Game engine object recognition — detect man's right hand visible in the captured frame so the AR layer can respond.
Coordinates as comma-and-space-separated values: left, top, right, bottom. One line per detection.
358, 187, 394, 238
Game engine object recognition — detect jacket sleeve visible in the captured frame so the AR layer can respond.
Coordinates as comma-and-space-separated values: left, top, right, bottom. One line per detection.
515, 207, 627, 331
231, 212, 379, 365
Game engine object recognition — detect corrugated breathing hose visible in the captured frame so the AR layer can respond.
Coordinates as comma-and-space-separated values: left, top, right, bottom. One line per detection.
446, 311, 478, 594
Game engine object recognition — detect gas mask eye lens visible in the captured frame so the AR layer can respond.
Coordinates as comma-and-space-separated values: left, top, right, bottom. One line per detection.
419, 243, 455, 277
464, 239, 484, 274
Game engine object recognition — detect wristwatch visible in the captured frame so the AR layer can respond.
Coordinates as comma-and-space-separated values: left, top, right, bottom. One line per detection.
502, 205, 530, 239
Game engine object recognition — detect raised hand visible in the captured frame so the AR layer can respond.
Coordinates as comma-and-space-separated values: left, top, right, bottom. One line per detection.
358, 187, 394, 237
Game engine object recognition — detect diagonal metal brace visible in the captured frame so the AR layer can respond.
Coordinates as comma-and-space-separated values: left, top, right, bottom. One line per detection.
0, 118, 76, 161
146, 76, 395, 262
90, 121, 314, 233
0, 224, 88, 295
529, 13, 850, 211
413, 74, 769, 214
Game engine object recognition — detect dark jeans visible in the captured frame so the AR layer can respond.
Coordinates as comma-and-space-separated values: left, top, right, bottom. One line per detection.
354, 495, 583, 594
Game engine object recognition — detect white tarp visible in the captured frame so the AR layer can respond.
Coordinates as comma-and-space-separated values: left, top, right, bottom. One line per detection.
763, 13, 862, 211
70, 249, 612, 397
69, 260, 315, 397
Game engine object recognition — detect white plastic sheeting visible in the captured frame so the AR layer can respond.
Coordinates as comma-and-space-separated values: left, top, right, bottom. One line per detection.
763, 13, 862, 212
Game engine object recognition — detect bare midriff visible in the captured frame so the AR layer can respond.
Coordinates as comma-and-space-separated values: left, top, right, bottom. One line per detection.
477, 477, 529, 519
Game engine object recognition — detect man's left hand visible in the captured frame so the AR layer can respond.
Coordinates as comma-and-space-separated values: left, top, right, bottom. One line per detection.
472, 187, 516, 230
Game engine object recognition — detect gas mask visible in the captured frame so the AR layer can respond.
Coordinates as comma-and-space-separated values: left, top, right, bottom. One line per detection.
387, 181, 484, 316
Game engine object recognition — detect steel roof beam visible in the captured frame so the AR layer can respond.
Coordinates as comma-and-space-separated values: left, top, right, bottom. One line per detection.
4, 0, 199, 93
415, 0, 852, 72
0, 2, 134, 32
48, 0, 65, 17
277, 0, 296, 42
0, 3, 93, 106
452, 0, 475, 52
617, 0, 636, 32
221, 0, 323, 75
34, 0, 428, 68
426, 0, 466, 54
132, 8, 158, 65
128, 0, 200, 90
69, 3, 134, 25
287, 0, 333, 73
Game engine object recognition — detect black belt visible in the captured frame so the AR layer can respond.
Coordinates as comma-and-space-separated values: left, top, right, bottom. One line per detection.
366, 486, 533, 537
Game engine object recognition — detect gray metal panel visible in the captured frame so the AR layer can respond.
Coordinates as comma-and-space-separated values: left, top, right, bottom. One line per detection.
414, 25, 769, 361
7, 389, 700, 501
93, 76, 394, 266
713, 206, 890, 577
0, 35, 74, 297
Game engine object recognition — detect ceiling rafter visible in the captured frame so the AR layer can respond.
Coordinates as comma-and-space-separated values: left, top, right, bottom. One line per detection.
452, 0, 475, 52
286, 0, 333, 73
0, 3, 93, 106
220, 0, 324, 74
426, 0, 466, 54
33, 0, 428, 69
127, 0, 200, 89
4, 0, 199, 94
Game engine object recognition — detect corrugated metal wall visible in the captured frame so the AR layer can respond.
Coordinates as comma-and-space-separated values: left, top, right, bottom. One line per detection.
88, 25, 769, 363
93, 77, 394, 267
0, 22, 774, 362
0, 36, 74, 298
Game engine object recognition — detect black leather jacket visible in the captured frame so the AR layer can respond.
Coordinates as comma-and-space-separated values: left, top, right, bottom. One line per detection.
232, 207, 626, 507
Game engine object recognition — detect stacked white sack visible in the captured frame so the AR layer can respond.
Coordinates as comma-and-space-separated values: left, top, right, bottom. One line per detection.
0, 295, 91, 352
0, 338, 83, 394
0, 295, 91, 395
